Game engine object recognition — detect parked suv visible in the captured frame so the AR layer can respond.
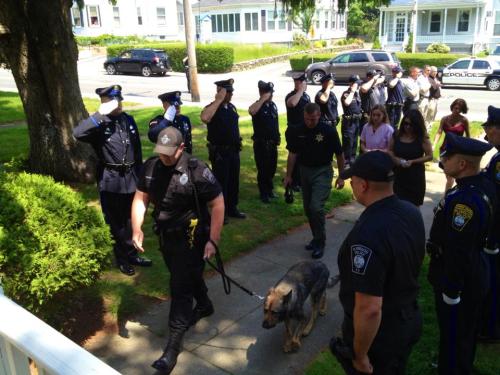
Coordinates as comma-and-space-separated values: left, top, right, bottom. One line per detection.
104, 49, 172, 77
305, 50, 400, 84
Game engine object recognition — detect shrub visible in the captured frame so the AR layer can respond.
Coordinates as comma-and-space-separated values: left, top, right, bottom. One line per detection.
76, 34, 147, 46
292, 33, 310, 48
426, 43, 451, 54
313, 41, 323, 48
0, 171, 112, 321
396, 53, 467, 71
290, 53, 333, 71
405, 33, 414, 53
372, 37, 381, 49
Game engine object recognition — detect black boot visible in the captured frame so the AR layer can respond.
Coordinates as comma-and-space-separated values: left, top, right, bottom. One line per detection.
190, 299, 214, 326
151, 330, 184, 374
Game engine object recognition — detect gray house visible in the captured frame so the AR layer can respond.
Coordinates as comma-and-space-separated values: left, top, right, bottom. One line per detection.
379, 0, 500, 53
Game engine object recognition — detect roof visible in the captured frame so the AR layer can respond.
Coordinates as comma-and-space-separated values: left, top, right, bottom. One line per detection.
193, 0, 293, 10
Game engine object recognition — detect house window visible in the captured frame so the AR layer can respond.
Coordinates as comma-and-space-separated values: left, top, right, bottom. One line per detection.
267, 10, 275, 30
245, 12, 258, 31
457, 9, 470, 32
429, 11, 442, 33
325, 11, 329, 28
340, 13, 345, 29
113, 7, 120, 27
71, 7, 83, 27
315, 11, 320, 29
137, 7, 142, 25
267, 10, 286, 30
211, 13, 241, 33
278, 12, 286, 29
87, 5, 100, 27
179, 11, 184, 26
495, 11, 500, 36
157, 8, 166, 25
331, 11, 336, 29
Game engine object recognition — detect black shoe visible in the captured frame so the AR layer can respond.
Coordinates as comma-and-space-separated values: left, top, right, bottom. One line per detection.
129, 255, 152, 267
228, 209, 246, 219
119, 263, 135, 276
311, 246, 324, 259
305, 239, 318, 251
152, 331, 184, 373
190, 300, 214, 326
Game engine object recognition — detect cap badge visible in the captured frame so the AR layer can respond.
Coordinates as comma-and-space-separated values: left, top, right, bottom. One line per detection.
161, 134, 170, 145
179, 173, 188, 185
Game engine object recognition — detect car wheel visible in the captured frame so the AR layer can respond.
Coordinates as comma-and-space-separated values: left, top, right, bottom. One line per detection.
311, 70, 325, 85
486, 78, 500, 91
159, 71, 166, 76
106, 64, 116, 75
142, 65, 152, 77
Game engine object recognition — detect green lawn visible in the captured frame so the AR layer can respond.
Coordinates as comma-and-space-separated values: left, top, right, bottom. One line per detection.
428, 120, 485, 160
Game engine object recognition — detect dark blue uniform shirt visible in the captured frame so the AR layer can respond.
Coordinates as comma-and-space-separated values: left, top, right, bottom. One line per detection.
206, 102, 240, 145
484, 149, 500, 248
285, 90, 311, 126
315, 90, 339, 124
286, 122, 342, 167
148, 114, 193, 154
251, 100, 280, 142
387, 79, 405, 104
341, 89, 362, 116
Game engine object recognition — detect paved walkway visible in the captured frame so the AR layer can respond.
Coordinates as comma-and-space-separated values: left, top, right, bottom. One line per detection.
84, 168, 453, 375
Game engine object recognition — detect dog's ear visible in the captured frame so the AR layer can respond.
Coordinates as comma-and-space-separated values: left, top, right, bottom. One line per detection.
282, 290, 292, 306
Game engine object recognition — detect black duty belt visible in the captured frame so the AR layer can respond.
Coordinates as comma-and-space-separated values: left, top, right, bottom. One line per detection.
104, 162, 135, 172
207, 143, 239, 151
342, 114, 362, 120
252, 138, 279, 145
386, 102, 404, 107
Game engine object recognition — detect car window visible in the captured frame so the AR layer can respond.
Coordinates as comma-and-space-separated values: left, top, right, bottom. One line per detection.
332, 54, 349, 63
349, 53, 369, 63
472, 60, 491, 70
391, 52, 400, 62
131, 50, 144, 59
156, 52, 167, 59
372, 52, 390, 62
493, 46, 500, 54
120, 51, 132, 59
448, 60, 470, 69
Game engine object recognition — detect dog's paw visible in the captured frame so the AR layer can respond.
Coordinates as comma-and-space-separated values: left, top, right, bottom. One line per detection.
302, 325, 312, 337
319, 308, 327, 316
290, 338, 301, 352
283, 341, 293, 353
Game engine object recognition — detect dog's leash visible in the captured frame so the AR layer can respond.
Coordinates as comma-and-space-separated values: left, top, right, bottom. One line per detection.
206, 239, 265, 301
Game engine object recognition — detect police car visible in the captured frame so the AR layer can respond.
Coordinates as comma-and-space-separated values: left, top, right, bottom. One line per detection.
437, 57, 500, 91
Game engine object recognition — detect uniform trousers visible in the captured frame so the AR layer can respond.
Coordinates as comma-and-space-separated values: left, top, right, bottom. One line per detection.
480, 254, 500, 339
209, 148, 240, 213
341, 117, 360, 166
386, 104, 403, 129
299, 164, 333, 247
159, 228, 209, 334
253, 140, 278, 198
99, 191, 137, 266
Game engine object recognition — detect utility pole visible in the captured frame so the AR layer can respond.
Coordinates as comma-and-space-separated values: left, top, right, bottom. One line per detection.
412, 0, 418, 53
183, 0, 200, 102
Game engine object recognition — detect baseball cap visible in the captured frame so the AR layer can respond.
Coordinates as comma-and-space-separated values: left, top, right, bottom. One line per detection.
154, 127, 184, 156
340, 151, 395, 182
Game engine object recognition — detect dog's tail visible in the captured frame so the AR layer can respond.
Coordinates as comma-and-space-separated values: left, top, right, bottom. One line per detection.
327, 274, 340, 288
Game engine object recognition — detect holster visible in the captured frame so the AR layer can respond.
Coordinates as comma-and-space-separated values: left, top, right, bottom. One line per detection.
329, 337, 370, 375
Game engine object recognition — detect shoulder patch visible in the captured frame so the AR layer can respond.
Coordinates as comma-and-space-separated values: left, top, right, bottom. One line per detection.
202, 167, 217, 184
452, 203, 473, 231
351, 245, 372, 275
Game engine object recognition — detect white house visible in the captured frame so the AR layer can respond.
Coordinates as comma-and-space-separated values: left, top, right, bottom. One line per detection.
379, 0, 500, 53
192, 0, 348, 44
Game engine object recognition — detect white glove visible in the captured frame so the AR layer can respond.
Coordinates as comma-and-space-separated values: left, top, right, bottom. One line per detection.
98, 99, 119, 115
164, 106, 176, 122
442, 293, 460, 305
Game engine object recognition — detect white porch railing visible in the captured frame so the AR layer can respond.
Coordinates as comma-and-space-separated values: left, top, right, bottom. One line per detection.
0, 285, 120, 375
417, 34, 475, 44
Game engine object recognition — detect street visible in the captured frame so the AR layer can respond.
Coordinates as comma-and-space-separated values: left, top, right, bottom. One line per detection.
0, 55, 497, 121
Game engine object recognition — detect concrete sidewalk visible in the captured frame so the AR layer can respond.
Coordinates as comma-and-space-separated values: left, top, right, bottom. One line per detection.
86, 171, 447, 375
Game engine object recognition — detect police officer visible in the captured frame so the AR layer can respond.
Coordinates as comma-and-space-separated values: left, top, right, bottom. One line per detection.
331, 151, 425, 375
341, 75, 363, 167
480, 105, 500, 340
148, 91, 193, 154
248, 80, 280, 203
200, 79, 246, 220
182, 56, 191, 93
315, 73, 339, 128
285, 72, 311, 190
131, 127, 224, 374
284, 103, 345, 259
73, 85, 151, 276
427, 133, 496, 374
360, 70, 385, 134
386, 66, 405, 128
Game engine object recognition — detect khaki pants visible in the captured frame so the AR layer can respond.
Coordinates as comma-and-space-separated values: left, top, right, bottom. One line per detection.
426, 98, 438, 128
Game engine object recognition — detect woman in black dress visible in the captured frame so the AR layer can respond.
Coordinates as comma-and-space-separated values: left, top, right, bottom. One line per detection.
388, 110, 433, 206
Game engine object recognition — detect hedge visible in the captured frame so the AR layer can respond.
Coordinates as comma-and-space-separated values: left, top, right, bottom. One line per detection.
0, 171, 112, 322
106, 43, 234, 73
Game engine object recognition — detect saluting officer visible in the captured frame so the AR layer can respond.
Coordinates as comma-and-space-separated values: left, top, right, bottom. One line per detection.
73, 85, 151, 276
341, 75, 363, 167
200, 79, 246, 220
315, 73, 339, 128
131, 127, 224, 374
148, 91, 193, 154
248, 80, 280, 203
360, 70, 385, 133
284, 103, 345, 259
386, 66, 405, 128
480, 105, 500, 340
285, 72, 311, 190
331, 151, 425, 374
427, 133, 496, 375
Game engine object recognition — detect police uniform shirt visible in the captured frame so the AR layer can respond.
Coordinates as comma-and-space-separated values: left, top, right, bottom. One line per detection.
137, 153, 222, 227
286, 122, 342, 167
315, 89, 339, 123
148, 114, 193, 154
285, 90, 311, 126
73, 112, 142, 193
341, 89, 362, 116
387, 79, 404, 104
338, 195, 425, 318
360, 83, 381, 114
205, 102, 240, 145
251, 100, 280, 141
484, 149, 500, 248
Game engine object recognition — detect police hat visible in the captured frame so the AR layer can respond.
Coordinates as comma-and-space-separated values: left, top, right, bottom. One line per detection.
348, 74, 362, 85
366, 70, 377, 77
258, 80, 274, 93
158, 91, 182, 106
392, 66, 403, 73
95, 85, 123, 101
482, 105, 500, 128
292, 72, 307, 81
319, 73, 335, 84
440, 133, 493, 158
154, 127, 184, 156
214, 79, 234, 92
340, 151, 395, 182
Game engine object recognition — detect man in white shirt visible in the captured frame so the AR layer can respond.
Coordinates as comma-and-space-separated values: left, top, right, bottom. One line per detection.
417, 65, 432, 127
402, 66, 420, 115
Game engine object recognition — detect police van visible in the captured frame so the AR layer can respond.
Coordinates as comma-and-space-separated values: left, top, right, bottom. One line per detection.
437, 57, 500, 91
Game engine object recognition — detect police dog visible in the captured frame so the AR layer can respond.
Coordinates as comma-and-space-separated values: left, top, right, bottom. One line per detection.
262, 260, 336, 353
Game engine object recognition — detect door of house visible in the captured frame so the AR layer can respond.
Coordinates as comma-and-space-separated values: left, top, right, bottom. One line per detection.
395, 16, 406, 42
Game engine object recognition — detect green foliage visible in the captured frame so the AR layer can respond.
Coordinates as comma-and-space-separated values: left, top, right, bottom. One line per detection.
405, 33, 414, 53
396, 53, 466, 72
426, 43, 451, 54
289, 53, 334, 70
347, 0, 379, 38
106, 43, 234, 73
76, 34, 148, 46
292, 33, 311, 48
0, 171, 112, 321
373, 36, 381, 49
289, 2, 316, 35
335, 37, 364, 46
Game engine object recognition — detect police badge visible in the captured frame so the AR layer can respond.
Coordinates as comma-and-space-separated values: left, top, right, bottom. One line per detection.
451, 204, 473, 231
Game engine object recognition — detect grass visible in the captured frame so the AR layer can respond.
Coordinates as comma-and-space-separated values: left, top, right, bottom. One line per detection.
428, 120, 485, 160
209, 42, 303, 63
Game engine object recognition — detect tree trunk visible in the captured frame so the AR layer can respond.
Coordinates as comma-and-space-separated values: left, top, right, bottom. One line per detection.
0, 0, 95, 182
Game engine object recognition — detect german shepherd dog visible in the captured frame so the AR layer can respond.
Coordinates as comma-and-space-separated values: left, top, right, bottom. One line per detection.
262, 260, 337, 353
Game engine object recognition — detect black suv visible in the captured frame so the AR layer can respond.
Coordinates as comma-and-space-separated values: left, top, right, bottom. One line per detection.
104, 49, 171, 77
